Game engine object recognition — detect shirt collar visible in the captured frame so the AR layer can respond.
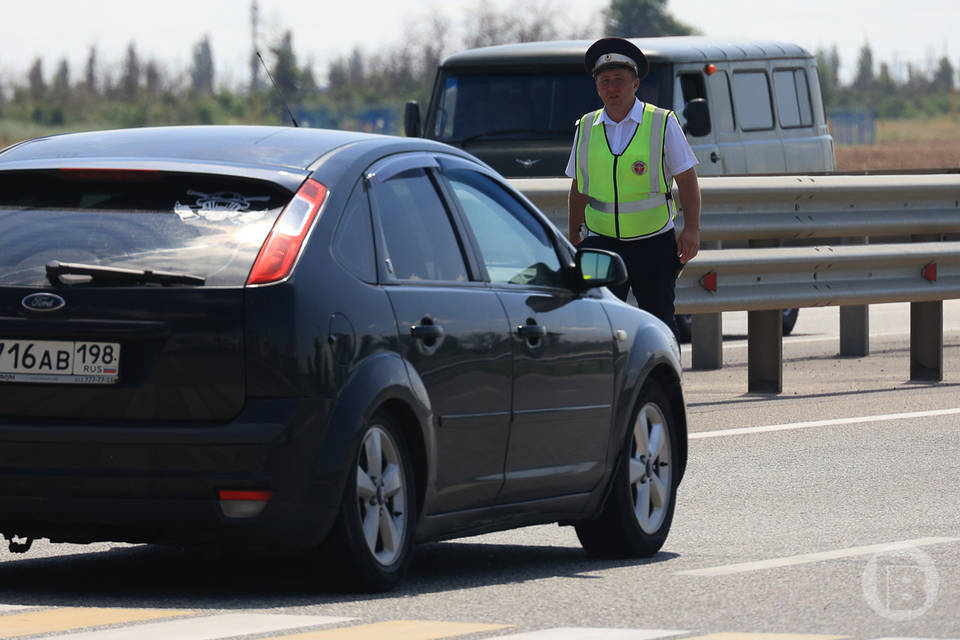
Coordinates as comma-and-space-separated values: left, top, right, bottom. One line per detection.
594, 98, 645, 127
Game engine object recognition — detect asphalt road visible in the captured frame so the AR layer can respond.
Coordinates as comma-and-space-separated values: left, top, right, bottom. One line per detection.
1, 303, 958, 640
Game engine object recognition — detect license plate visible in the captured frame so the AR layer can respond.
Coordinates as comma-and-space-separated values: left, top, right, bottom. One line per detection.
0, 339, 121, 384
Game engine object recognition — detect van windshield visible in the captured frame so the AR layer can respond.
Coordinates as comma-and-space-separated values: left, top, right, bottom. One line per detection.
429, 70, 663, 143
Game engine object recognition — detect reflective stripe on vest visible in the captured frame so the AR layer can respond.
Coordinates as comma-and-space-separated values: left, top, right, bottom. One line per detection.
575, 104, 673, 240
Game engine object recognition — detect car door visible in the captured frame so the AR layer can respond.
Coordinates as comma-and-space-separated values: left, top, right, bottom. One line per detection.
438, 161, 617, 503
366, 154, 513, 515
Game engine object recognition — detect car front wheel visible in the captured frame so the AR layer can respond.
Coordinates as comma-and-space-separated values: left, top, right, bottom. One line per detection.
324, 411, 416, 591
576, 380, 678, 557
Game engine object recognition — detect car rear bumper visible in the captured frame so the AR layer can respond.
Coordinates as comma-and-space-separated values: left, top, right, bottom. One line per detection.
0, 398, 346, 548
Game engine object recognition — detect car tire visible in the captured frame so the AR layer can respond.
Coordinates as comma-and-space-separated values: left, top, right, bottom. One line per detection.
675, 314, 692, 343
782, 308, 799, 336
323, 411, 416, 592
575, 380, 678, 558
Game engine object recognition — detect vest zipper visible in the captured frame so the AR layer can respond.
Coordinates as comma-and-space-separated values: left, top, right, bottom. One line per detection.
612, 155, 620, 239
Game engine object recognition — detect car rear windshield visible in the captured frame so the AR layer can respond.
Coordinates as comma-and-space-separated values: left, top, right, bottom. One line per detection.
429, 69, 664, 143
0, 170, 293, 287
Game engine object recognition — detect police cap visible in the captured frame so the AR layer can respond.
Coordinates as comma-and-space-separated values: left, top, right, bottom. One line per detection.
585, 37, 648, 80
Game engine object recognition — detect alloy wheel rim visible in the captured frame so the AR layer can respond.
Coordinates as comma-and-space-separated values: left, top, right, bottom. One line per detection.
629, 402, 672, 534
356, 425, 407, 566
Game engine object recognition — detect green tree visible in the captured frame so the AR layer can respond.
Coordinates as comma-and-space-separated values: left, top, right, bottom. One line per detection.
27, 58, 45, 101
853, 42, 874, 95
604, 0, 697, 37
269, 31, 301, 121
84, 47, 97, 94
932, 56, 954, 92
191, 36, 215, 95
51, 59, 70, 100
121, 42, 140, 99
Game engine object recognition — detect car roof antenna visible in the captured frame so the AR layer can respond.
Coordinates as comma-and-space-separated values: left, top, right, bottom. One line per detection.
257, 50, 299, 127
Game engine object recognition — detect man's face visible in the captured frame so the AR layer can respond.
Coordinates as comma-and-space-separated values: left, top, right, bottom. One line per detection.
595, 67, 640, 113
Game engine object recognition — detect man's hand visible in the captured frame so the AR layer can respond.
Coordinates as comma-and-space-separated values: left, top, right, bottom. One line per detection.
677, 225, 700, 263
674, 167, 701, 264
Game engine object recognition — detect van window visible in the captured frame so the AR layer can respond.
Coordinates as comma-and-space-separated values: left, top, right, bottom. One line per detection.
773, 69, 813, 128
430, 70, 663, 143
708, 71, 736, 133
732, 71, 774, 131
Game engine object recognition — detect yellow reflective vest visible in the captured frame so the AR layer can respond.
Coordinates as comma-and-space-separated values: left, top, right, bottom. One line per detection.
575, 103, 674, 240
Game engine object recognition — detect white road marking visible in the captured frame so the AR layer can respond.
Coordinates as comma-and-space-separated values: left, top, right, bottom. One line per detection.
38, 613, 353, 640
689, 407, 960, 440
675, 537, 959, 577
495, 629, 687, 639
0, 604, 32, 613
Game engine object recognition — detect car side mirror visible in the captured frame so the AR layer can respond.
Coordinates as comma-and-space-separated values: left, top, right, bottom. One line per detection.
404, 101, 421, 137
573, 248, 627, 291
683, 98, 711, 137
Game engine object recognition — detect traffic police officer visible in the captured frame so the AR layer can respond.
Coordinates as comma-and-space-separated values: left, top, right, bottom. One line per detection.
566, 37, 701, 338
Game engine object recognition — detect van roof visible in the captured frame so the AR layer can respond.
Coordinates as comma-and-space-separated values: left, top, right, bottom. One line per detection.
441, 36, 812, 69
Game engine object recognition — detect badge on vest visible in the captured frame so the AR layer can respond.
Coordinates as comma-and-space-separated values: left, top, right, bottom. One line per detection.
631, 161, 647, 176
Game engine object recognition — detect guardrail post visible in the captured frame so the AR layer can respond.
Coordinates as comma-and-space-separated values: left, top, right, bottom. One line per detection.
840, 306, 870, 357
691, 314, 723, 369
748, 310, 783, 393
911, 301, 943, 381
839, 237, 870, 357
690, 239, 723, 370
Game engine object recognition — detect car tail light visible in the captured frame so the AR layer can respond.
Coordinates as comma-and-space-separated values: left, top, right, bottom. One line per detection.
247, 178, 328, 285
218, 489, 274, 518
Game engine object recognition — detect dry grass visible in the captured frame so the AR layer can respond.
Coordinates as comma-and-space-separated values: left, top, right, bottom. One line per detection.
836, 116, 960, 172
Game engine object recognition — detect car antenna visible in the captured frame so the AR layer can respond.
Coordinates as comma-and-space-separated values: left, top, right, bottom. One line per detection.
256, 50, 299, 127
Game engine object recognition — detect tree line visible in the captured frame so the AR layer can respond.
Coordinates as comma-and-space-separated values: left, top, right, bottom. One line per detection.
0, 0, 955, 138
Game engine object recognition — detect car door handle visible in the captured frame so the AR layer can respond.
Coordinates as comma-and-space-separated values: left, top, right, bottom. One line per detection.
411, 324, 444, 340
516, 324, 547, 338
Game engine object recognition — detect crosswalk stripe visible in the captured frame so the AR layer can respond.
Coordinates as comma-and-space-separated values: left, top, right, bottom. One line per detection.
494, 629, 687, 639
684, 634, 848, 640
258, 619, 510, 640
0, 607, 194, 639
36, 613, 353, 640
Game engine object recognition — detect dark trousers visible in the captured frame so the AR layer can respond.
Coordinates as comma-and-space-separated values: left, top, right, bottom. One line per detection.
579, 231, 683, 338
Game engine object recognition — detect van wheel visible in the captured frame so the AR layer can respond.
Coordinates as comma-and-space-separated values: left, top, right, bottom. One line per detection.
782, 308, 799, 335
325, 411, 416, 592
576, 381, 678, 557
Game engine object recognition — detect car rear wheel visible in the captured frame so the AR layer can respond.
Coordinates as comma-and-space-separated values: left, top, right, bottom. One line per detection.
576, 381, 678, 557
324, 411, 416, 591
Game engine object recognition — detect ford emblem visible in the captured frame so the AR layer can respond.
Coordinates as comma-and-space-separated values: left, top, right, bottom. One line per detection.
22, 292, 66, 313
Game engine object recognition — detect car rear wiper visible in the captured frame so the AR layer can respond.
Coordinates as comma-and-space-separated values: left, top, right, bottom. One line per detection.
45, 261, 206, 286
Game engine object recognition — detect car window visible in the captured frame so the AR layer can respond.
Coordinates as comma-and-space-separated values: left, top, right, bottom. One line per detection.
332, 183, 377, 283
0, 170, 289, 287
732, 70, 774, 131
370, 168, 468, 282
445, 169, 563, 288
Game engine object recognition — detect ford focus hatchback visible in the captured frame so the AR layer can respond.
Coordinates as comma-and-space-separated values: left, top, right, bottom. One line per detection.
0, 126, 687, 591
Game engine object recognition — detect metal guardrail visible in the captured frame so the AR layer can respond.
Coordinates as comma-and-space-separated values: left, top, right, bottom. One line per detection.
511, 174, 960, 240
512, 174, 960, 392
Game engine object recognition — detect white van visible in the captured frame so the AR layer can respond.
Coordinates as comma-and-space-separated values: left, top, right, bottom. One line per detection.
405, 36, 836, 177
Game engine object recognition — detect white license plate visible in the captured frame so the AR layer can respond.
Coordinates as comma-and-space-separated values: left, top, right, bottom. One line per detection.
0, 339, 121, 384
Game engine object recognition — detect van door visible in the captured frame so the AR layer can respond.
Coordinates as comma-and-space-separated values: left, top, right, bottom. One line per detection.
704, 66, 746, 174
673, 69, 722, 175
730, 66, 787, 173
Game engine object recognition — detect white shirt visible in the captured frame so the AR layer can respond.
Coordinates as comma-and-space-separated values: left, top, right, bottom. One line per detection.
565, 98, 697, 178
565, 98, 698, 238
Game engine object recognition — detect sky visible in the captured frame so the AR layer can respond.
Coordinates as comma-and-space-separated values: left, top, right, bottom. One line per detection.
0, 0, 956, 89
